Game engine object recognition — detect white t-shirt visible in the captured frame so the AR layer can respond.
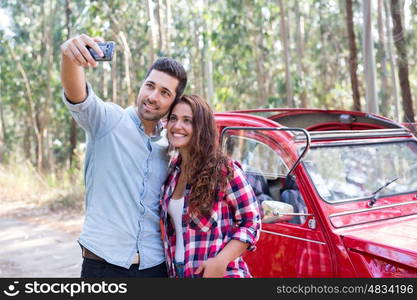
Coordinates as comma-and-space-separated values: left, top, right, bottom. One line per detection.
167, 197, 185, 263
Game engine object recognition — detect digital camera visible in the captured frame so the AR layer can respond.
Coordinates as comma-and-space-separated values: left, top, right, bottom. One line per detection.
87, 41, 115, 61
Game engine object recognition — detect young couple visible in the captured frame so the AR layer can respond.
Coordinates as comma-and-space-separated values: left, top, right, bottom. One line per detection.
60, 34, 261, 278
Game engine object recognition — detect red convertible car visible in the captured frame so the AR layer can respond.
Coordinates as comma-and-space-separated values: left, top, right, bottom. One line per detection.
215, 108, 417, 277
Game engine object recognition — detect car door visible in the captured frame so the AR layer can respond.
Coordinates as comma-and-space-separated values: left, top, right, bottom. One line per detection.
215, 113, 334, 277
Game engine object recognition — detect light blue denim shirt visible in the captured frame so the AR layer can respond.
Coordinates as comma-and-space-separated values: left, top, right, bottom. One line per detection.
62, 83, 168, 269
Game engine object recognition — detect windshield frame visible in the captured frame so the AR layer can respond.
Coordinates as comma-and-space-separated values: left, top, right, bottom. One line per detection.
301, 138, 417, 204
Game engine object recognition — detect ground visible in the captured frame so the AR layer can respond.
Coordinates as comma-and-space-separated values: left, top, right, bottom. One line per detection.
0, 200, 83, 277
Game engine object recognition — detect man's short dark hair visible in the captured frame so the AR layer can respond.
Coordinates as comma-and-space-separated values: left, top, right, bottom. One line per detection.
145, 57, 187, 98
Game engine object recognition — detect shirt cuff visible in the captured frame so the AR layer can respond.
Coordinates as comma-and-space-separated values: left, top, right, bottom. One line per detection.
62, 82, 95, 112
232, 224, 260, 252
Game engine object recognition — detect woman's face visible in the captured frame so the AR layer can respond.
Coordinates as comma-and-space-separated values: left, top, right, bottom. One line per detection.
167, 102, 193, 150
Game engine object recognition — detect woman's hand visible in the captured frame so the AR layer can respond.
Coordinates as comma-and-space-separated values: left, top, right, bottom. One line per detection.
194, 240, 249, 277
194, 256, 228, 278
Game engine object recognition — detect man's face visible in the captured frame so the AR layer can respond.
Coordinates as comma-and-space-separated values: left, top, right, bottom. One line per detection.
137, 70, 179, 122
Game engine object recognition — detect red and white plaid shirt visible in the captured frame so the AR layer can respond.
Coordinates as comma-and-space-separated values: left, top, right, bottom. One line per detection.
160, 154, 261, 278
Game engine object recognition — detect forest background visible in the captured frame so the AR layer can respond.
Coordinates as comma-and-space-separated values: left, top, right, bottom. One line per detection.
0, 0, 416, 213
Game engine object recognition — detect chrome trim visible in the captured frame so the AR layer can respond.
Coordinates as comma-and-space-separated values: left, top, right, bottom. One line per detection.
307, 138, 416, 149
329, 200, 417, 218
260, 229, 326, 245
273, 212, 313, 217
295, 128, 412, 142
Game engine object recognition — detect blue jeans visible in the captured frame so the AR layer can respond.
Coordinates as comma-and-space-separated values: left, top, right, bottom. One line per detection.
81, 258, 168, 278
174, 260, 185, 278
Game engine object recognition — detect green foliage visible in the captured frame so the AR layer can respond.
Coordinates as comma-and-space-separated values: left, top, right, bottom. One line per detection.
0, 0, 415, 173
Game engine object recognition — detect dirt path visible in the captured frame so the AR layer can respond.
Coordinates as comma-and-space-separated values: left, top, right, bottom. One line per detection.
0, 201, 83, 278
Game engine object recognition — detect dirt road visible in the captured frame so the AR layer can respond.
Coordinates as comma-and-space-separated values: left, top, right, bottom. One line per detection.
0, 206, 83, 278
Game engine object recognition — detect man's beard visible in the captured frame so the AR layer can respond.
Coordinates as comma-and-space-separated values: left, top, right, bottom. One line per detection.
138, 100, 165, 121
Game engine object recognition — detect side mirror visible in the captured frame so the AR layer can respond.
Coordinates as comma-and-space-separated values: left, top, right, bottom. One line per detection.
261, 201, 294, 224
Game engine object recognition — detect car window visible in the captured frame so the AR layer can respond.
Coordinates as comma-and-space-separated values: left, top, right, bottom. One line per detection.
223, 130, 307, 225
224, 134, 289, 179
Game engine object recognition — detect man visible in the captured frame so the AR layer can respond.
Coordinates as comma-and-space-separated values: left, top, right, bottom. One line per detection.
60, 34, 187, 277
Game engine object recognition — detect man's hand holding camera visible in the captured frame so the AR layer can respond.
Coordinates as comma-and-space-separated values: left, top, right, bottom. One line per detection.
61, 33, 113, 102
60, 34, 105, 68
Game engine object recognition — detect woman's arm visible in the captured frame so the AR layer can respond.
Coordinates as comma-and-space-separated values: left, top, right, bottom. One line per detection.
195, 161, 261, 278
226, 161, 262, 251
194, 240, 248, 278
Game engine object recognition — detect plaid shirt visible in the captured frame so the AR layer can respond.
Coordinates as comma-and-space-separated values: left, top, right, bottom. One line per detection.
160, 154, 261, 278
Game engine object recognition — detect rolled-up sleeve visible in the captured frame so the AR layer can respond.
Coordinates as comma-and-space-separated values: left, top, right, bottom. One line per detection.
62, 82, 123, 139
226, 162, 261, 251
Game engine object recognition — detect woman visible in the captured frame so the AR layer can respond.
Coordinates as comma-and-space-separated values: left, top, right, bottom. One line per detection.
160, 94, 261, 278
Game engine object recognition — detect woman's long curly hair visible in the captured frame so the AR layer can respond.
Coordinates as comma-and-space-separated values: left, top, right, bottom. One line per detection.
167, 94, 233, 215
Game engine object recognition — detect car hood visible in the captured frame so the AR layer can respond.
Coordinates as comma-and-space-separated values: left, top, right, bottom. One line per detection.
340, 215, 417, 269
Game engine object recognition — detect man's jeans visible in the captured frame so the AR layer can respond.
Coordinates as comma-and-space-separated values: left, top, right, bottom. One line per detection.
81, 258, 168, 278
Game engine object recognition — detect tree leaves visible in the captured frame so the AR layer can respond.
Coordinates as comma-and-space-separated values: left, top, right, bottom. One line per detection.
1, 0, 415, 168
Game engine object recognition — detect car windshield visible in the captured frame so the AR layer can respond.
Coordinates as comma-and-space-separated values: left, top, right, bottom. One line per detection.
303, 140, 417, 202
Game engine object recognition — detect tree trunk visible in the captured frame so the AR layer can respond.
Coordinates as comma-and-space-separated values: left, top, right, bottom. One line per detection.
278, 0, 294, 107
202, 0, 214, 104
41, 0, 56, 172
112, 50, 118, 104
8, 43, 42, 171
188, 2, 203, 97
156, 0, 166, 54
384, 0, 400, 120
103, 61, 109, 99
345, 0, 361, 111
363, 0, 379, 114
0, 99, 5, 163
65, 0, 78, 168
249, 4, 267, 106
318, 1, 330, 108
295, 1, 308, 108
390, 0, 415, 122
146, 0, 157, 65
377, 0, 390, 117
165, 0, 172, 55
119, 31, 134, 106
65, 0, 71, 38
23, 123, 32, 163
200, 28, 206, 100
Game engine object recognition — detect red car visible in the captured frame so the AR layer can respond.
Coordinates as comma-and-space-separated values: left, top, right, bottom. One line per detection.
215, 108, 417, 278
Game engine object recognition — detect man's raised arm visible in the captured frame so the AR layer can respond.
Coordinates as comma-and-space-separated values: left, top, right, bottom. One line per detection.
60, 34, 104, 103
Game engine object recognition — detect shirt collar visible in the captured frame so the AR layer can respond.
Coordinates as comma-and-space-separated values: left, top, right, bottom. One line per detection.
127, 106, 164, 140
169, 151, 182, 171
